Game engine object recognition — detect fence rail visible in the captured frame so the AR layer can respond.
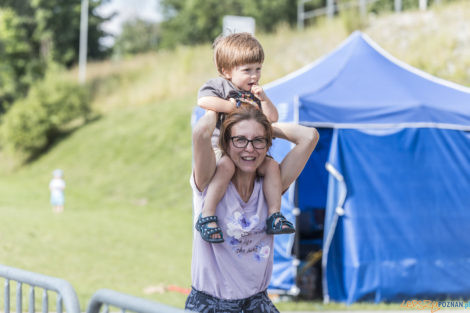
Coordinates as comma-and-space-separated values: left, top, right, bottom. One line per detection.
86, 289, 189, 313
297, 0, 443, 29
0, 264, 80, 313
1, 264, 191, 313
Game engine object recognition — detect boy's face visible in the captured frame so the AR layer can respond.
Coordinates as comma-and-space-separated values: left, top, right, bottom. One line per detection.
223, 63, 262, 92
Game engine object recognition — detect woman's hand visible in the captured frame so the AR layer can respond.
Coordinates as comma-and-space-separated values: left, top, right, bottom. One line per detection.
272, 123, 319, 191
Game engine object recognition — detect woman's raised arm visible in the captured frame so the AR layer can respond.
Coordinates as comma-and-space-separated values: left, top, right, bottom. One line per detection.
272, 123, 319, 191
192, 110, 218, 192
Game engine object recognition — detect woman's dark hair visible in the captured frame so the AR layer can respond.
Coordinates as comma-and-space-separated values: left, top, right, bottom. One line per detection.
219, 104, 273, 154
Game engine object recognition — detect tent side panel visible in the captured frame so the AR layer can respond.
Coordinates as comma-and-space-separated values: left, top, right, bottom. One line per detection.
269, 137, 298, 291
325, 128, 470, 303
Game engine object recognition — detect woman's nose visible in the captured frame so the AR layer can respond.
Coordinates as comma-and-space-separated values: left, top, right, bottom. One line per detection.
244, 142, 255, 151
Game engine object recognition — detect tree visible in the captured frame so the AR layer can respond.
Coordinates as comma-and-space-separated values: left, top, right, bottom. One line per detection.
31, 0, 112, 67
0, 8, 45, 113
0, 0, 111, 113
113, 18, 160, 56
0, 0, 112, 66
158, 0, 297, 48
240, 0, 297, 33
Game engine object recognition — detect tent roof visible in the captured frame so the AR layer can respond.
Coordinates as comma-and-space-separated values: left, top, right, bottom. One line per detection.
265, 31, 470, 129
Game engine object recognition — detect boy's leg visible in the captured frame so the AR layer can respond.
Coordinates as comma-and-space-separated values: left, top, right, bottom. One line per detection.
258, 157, 294, 233
258, 157, 282, 217
201, 155, 235, 240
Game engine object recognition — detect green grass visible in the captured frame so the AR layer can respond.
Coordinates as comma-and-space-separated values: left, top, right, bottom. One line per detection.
0, 97, 195, 309
1, 0, 470, 311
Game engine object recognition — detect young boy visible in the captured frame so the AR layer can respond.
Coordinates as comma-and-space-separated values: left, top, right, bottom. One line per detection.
49, 169, 65, 213
195, 32, 295, 243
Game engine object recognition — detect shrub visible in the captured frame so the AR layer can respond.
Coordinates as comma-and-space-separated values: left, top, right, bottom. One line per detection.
340, 8, 367, 33
1, 72, 90, 159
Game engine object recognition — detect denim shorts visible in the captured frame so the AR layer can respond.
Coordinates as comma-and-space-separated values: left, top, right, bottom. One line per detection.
185, 287, 280, 313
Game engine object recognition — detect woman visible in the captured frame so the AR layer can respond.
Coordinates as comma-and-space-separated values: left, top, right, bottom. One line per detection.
187, 104, 319, 312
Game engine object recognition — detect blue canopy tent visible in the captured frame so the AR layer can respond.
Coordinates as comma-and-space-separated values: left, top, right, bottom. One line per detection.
264, 31, 470, 303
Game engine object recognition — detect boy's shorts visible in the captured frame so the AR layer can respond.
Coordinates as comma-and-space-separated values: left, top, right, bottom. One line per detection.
213, 146, 223, 161
211, 130, 223, 161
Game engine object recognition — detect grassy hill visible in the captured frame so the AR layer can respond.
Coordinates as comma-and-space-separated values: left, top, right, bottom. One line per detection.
1, 1, 469, 310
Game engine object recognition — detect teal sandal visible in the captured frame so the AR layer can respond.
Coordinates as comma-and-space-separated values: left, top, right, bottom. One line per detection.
266, 212, 295, 235
195, 214, 224, 243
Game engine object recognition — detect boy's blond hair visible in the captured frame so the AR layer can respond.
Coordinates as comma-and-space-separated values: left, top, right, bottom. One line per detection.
213, 32, 264, 75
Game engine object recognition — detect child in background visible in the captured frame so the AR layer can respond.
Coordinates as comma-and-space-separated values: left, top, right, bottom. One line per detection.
49, 169, 65, 213
195, 32, 295, 243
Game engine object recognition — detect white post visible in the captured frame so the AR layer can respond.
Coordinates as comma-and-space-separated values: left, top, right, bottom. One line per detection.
419, 0, 427, 10
359, 0, 366, 17
394, 0, 402, 12
297, 0, 304, 30
327, 0, 335, 18
78, 0, 89, 84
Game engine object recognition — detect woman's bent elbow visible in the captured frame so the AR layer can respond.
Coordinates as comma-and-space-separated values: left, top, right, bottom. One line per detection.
304, 127, 319, 151
193, 111, 216, 143
311, 128, 320, 146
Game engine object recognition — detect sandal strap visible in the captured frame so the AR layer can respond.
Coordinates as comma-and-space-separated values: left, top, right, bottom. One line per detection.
202, 227, 222, 236
276, 219, 294, 229
198, 215, 218, 225
195, 214, 218, 231
270, 212, 283, 220
195, 214, 224, 243
266, 212, 296, 234
268, 212, 287, 228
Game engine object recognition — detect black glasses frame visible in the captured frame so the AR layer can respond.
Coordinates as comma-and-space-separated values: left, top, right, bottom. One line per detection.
230, 136, 268, 149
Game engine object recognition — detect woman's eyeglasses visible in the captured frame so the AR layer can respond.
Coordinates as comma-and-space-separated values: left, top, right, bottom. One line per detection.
230, 136, 268, 149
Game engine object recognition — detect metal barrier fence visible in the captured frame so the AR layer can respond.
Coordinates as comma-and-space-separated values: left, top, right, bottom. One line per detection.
0, 264, 80, 313
1, 264, 191, 313
86, 289, 189, 313
297, 0, 444, 29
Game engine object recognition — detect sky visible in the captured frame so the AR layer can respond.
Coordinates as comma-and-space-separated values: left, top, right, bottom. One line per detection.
96, 0, 162, 42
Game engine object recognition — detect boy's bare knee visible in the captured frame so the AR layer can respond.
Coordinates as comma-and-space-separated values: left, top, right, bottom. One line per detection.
265, 157, 279, 169
259, 157, 279, 175
217, 155, 235, 173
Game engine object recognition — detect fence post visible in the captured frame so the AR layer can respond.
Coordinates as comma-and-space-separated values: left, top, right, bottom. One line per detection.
419, 0, 427, 10
359, 0, 367, 17
297, 0, 304, 30
394, 0, 402, 12
327, 0, 335, 18
0, 265, 81, 313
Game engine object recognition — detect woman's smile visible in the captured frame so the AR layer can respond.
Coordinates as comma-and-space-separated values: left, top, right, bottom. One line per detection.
228, 120, 267, 173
